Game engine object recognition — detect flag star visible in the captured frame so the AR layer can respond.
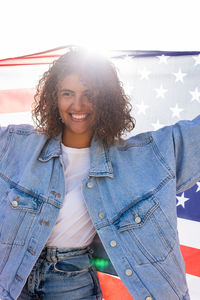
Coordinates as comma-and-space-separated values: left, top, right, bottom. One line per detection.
157, 54, 170, 64
136, 101, 149, 115
196, 182, 200, 192
173, 69, 187, 83
155, 85, 168, 99
138, 67, 151, 80
176, 193, 190, 208
152, 120, 164, 130
170, 104, 184, 118
193, 54, 200, 66
190, 87, 200, 102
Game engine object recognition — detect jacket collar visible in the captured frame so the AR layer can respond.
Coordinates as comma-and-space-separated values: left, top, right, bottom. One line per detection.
89, 135, 114, 178
38, 132, 62, 162
38, 133, 114, 178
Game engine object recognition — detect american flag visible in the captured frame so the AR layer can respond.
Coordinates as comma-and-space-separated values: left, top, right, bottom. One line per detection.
0, 47, 200, 300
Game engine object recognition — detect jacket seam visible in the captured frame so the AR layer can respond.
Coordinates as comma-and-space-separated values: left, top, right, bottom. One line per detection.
118, 135, 153, 150
0, 130, 12, 163
0, 286, 14, 300
151, 135, 175, 177
102, 225, 154, 298
176, 173, 200, 194
95, 175, 173, 230
0, 173, 62, 209
118, 201, 160, 233
115, 233, 154, 298
169, 244, 189, 284
0, 242, 13, 274
152, 261, 182, 299
8, 126, 38, 135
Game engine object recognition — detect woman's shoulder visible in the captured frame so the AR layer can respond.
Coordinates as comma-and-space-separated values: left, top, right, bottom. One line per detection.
114, 131, 153, 151
0, 124, 48, 146
3, 124, 42, 134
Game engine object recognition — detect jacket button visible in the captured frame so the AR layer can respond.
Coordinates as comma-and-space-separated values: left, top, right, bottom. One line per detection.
99, 213, 104, 219
146, 297, 152, 300
87, 182, 94, 189
135, 216, 141, 224
125, 269, 132, 276
12, 200, 18, 207
110, 240, 117, 247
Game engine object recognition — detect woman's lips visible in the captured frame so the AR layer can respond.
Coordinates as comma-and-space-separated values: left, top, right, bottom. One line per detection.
69, 113, 89, 121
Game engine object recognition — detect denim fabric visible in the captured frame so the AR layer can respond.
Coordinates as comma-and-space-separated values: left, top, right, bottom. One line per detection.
17, 246, 102, 300
0, 116, 200, 299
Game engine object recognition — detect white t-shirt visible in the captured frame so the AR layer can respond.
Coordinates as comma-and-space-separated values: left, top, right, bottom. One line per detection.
46, 144, 96, 248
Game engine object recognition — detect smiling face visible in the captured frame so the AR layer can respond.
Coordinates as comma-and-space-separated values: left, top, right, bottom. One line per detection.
57, 73, 96, 148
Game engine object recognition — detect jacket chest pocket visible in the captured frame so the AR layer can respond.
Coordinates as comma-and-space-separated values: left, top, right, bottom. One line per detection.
114, 196, 176, 265
0, 189, 42, 246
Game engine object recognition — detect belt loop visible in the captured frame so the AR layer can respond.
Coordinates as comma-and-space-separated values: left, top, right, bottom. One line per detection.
46, 247, 57, 262
46, 247, 50, 262
52, 247, 57, 262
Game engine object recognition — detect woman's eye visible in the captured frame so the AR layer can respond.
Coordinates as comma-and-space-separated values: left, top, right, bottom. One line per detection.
84, 92, 92, 100
63, 92, 72, 96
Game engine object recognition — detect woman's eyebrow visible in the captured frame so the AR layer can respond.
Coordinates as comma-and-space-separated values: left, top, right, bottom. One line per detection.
60, 88, 90, 93
60, 88, 74, 92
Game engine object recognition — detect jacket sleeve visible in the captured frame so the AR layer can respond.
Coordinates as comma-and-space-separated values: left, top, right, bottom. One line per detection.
152, 115, 200, 194
0, 126, 11, 163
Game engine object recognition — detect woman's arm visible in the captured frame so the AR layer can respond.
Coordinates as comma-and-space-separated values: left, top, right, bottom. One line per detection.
152, 114, 200, 193
172, 115, 200, 193
0, 125, 10, 164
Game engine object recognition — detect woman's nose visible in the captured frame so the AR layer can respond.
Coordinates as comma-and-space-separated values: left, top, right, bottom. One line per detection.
73, 94, 85, 110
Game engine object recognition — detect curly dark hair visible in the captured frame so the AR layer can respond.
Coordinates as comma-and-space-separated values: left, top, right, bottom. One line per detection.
32, 47, 135, 144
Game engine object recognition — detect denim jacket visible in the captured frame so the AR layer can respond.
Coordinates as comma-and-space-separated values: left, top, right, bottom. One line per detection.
0, 115, 200, 300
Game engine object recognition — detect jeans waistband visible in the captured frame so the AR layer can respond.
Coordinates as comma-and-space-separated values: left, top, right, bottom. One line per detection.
41, 245, 93, 263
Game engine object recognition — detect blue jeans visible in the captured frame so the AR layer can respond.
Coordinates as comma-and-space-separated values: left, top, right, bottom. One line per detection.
17, 246, 103, 300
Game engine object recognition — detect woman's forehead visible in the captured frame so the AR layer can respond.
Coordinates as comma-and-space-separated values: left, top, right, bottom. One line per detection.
58, 73, 90, 90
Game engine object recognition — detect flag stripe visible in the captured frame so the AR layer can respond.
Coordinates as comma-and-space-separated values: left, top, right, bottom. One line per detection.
0, 112, 33, 126
177, 218, 200, 249
186, 274, 200, 300
0, 65, 48, 90
180, 245, 200, 277
0, 89, 34, 113
1, 48, 200, 66
97, 272, 134, 300
97, 271, 200, 300
0, 46, 71, 66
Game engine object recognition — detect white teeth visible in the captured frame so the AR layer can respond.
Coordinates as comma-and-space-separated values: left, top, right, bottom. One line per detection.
71, 114, 87, 119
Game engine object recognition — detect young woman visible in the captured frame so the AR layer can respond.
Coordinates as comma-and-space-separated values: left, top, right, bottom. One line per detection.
0, 47, 199, 300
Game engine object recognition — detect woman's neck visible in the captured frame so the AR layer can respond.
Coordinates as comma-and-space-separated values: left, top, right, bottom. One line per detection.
62, 130, 93, 149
